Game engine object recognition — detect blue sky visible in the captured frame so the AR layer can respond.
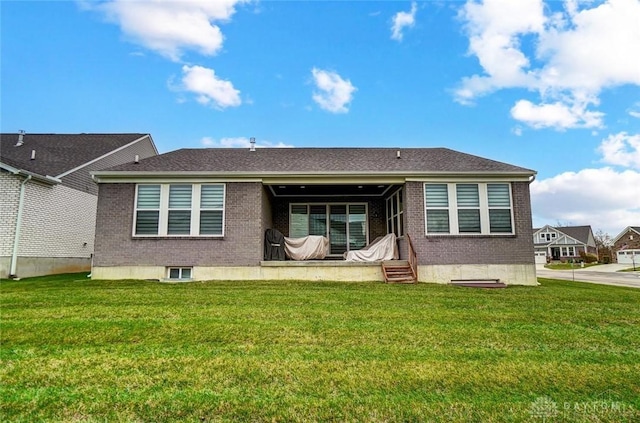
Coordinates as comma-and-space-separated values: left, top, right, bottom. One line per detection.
2, 0, 639, 236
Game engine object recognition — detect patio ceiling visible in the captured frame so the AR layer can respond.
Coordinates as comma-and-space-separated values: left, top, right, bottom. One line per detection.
267, 183, 397, 197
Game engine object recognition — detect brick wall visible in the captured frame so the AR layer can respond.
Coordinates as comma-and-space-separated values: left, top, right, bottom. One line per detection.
614, 229, 640, 251
405, 181, 535, 265
261, 186, 274, 255
93, 182, 265, 267
0, 172, 21, 256
61, 136, 157, 195
19, 180, 97, 258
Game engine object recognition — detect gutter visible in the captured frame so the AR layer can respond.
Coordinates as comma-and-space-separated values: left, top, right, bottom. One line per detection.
1, 163, 60, 279
0, 162, 61, 185
9, 175, 31, 278
92, 170, 537, 184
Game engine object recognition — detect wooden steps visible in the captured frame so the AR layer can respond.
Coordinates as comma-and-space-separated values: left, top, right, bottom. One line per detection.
382, 260, 416, 284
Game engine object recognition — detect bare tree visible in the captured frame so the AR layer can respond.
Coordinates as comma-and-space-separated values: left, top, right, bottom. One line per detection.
594, 229, 613, 263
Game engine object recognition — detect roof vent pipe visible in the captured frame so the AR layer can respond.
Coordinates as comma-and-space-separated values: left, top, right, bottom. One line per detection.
249, 137, 256, 152
396, 150, 401, 159
31, 150, 36, 160
15, 130, 25, 147
134, 155, 140, 164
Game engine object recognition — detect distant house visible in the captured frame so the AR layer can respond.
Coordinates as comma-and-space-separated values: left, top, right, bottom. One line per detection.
0, 133, 158, 278
612, 226, 640, 265
92, 146, 538, 285
532, 225, 597, 263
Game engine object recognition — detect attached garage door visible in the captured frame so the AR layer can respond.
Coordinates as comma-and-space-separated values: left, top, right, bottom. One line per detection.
617, 250, 640, 264
535, 251, 547, 264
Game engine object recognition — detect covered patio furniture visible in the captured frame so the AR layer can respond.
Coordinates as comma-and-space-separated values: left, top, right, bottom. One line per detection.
284, 235, 329, 260
264, 229, 286, 261
344, 233, 398, 262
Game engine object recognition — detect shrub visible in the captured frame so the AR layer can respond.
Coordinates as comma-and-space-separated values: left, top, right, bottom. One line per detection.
579, 250, 598, 263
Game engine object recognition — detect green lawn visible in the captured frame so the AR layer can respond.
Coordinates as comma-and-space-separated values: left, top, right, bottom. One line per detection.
544, 262, 599, 270
1, 274, 639, 422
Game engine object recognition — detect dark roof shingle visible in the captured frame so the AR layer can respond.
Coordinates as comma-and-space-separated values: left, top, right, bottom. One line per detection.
0, 133, 148, 177
557, 226, 592, 243
104, 147, 535, 174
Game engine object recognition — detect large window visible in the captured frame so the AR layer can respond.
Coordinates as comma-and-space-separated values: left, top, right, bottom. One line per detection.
134, 184, 225, 236
424, 183, 514, 235
289, 203, 368, 255
386, 188, 404, 237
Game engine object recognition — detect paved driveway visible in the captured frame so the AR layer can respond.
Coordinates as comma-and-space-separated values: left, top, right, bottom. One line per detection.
536, 264, 640, 289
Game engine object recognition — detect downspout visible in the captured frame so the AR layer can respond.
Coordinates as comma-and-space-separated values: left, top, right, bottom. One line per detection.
10, 175, 31, 278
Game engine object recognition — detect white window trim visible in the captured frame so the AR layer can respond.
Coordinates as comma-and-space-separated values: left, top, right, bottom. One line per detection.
424, 182, 515, 236
166, 267, 193, 280
133, 183, 225, 237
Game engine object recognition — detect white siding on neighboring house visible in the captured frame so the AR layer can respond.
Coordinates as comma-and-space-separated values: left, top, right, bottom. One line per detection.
60, 136, 157, 195
18, 181, 97, 258
0, 172, 21, 256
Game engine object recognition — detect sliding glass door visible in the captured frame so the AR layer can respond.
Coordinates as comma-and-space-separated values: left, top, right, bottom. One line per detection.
290, 203, 368, 256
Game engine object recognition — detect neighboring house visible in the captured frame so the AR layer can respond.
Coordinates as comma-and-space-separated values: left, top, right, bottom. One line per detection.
612, 226, 640, 265
92, 146, 538, 285
0, 132, 158, 278
532, 225, 597, 263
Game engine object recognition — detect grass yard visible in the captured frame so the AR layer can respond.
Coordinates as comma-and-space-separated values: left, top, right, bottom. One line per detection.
1, 274, 639, 422
544, 263, 599, 270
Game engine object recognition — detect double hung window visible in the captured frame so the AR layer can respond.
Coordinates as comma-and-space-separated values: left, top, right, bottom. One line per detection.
134, 184, 225, 236
424, 183, 514, 235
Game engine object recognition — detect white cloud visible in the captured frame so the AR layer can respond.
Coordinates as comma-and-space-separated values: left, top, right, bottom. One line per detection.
510, 99, 604, 129
391, 2, 418, 41
311, 68, 357, 114
457, 0, 640, 130
200, 137, 294, 148
92, 0, 245, 61
179, 65, 241, 109
628, 102, 640, 118
531, 167, 640, 235
598, 132, 640, 169
531, 131, 640, 235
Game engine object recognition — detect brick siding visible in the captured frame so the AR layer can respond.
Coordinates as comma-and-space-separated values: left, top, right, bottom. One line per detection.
94, 180, 535, 269
19, 181, 97, 258
1, 172, 97, 259
614, 229, 640, 251
0, 172, 21, 256
405, 181, 535, 265
94, 182, 265, 267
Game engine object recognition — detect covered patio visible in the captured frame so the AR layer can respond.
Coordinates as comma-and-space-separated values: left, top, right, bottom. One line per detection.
260, 181, 417, 282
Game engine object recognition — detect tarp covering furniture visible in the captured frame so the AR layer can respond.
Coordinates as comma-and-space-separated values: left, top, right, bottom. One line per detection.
284, 235, 329, 260
264, 229, 286, 261
344, 233, 398, 262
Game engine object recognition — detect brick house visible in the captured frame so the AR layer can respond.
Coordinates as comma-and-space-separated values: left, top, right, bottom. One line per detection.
0, 133, 158, 278
91, 146, 538, 285
532, 225, 597, 263
612, 226, 640, 265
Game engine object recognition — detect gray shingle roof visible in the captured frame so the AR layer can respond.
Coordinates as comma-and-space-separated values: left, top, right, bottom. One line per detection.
103, 147, 535, 175
557, 226, 592, 243
0, 133, 149, 177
